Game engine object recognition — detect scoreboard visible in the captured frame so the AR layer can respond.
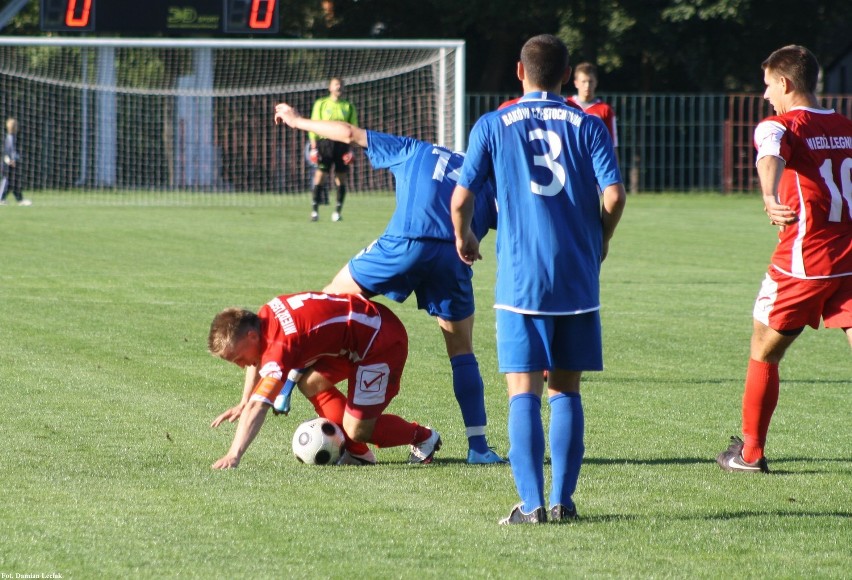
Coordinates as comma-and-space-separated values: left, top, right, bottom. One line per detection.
40, 0, 280, 34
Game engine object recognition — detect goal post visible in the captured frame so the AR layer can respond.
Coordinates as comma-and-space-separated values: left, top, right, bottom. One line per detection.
0, 37, 465, 202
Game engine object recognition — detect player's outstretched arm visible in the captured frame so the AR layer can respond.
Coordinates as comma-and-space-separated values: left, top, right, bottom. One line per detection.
210, 365, 259, 428
274, 103, 368, 148
211, 400, 270, 469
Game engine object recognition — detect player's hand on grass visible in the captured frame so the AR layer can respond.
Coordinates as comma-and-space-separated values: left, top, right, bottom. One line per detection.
211, 404, 244, 428
212, 454, 240, 469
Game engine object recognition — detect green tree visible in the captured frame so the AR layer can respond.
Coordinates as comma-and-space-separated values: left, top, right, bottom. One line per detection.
322, 0, 852, 92
558, 0, 852, 92
4, 0, 851, 92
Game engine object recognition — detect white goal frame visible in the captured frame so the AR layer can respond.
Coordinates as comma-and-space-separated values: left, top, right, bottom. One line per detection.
0, 37, 465, 199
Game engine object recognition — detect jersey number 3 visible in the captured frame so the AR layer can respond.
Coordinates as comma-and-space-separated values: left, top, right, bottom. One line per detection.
529, 129, 567, 197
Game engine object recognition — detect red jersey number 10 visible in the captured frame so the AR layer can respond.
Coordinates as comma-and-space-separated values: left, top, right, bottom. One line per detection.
819, 158, 852, 223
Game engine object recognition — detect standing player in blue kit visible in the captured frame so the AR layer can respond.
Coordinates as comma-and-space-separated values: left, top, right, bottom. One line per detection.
452, 34, 626, 524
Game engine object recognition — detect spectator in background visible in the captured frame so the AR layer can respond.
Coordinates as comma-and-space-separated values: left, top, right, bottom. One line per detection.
716, 45, 852, 474
567, 63, 618, 156
308, 77, 358, 222
0, 118, 32, 206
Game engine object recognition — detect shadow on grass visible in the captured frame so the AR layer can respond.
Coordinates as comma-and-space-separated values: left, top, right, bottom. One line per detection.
433, 456, 851, 473
436, 457, 852, 477
584, 376, 850, 386
582, 456, 852, 475
576, 510, 852, 524
585, 457, 710, 466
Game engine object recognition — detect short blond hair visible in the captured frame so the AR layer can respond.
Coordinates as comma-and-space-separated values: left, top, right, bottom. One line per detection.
574, 62, 598, 80
6, 118, 17, 133
207, 307, 259, 356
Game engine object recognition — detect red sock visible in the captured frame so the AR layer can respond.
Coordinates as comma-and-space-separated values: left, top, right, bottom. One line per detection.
368, 416, 430, 449
308, 389, 370, 456
741, 358, 779, 463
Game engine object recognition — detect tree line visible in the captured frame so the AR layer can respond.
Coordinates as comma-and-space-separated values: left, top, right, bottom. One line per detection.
5, 0, 850, 92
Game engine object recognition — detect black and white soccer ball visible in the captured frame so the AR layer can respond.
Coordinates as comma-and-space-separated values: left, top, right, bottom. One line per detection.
291, 418, 345, 465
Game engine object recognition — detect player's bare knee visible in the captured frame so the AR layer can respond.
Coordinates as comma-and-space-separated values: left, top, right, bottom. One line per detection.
298, 369, 331, 398
342, 415, 375, 443
750, 322, 800, 363
345, 424, 371, 443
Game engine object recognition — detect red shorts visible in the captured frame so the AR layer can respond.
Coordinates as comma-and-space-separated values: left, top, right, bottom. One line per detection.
312, 303, 408, 420
753, 267, 852, 331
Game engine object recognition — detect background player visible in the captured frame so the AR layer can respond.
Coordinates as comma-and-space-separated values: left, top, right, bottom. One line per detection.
567, 63, 618, 151
273, 102, 505, 465
0, 118, 32, 206
716, 45, 852, 474
309, 77, 358, 222
452, 34, 626, 524
208, 292, 441, 469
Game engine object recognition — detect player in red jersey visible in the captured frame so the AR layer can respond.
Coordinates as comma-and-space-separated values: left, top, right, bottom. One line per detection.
717, 45, 852, 474
567, 63, 618, 150
208, 292, 441, 469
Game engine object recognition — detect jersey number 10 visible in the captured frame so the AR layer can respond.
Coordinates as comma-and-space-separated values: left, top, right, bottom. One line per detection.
819, 157, 852, 223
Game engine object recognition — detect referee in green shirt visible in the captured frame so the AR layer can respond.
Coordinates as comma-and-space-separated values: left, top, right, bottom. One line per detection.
308, 78, 358, 222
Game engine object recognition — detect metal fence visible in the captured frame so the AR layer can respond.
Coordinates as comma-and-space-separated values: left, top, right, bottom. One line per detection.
467, 93, 852, 193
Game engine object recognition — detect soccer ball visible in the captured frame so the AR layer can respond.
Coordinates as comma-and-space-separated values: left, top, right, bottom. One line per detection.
291, 418, 346, 465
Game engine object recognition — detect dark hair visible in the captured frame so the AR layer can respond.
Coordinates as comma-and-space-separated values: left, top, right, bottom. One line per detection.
761, 45, 820, 94
520, 34, 570, 89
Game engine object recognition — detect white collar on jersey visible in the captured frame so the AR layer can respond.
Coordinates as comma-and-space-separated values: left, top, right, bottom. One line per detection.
519, 91, 565, 104
789, 106, 835, 115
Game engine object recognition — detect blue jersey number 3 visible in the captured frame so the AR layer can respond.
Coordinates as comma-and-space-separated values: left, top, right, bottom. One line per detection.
528, 128, 567, 197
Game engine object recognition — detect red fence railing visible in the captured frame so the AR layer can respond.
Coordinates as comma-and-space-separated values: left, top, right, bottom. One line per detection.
722, 94, 852, 192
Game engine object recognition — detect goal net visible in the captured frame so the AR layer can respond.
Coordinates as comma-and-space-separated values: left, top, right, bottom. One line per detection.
0, 37, 464, 204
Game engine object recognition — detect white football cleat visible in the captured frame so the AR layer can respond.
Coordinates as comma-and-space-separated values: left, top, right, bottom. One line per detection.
408, 428, 442, 464
336, 448, 377, 466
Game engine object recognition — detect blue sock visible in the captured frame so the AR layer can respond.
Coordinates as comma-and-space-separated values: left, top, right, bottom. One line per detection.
507, 393, 545, 512
548, 392, 584, 509
451, 354, 489, 454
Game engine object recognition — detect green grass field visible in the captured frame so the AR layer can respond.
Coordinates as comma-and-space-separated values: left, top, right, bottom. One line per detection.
1, 193, 849, 578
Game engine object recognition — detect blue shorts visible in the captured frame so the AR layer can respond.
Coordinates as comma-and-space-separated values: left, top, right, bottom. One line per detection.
495, 309, 603, 373
348, 236, 475, 321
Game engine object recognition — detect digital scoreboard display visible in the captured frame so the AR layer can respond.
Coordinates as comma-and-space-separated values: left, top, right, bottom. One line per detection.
40, 0, 280, 34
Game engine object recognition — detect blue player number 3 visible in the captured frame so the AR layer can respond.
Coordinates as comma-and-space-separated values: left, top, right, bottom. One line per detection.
528, 128, 567, 197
